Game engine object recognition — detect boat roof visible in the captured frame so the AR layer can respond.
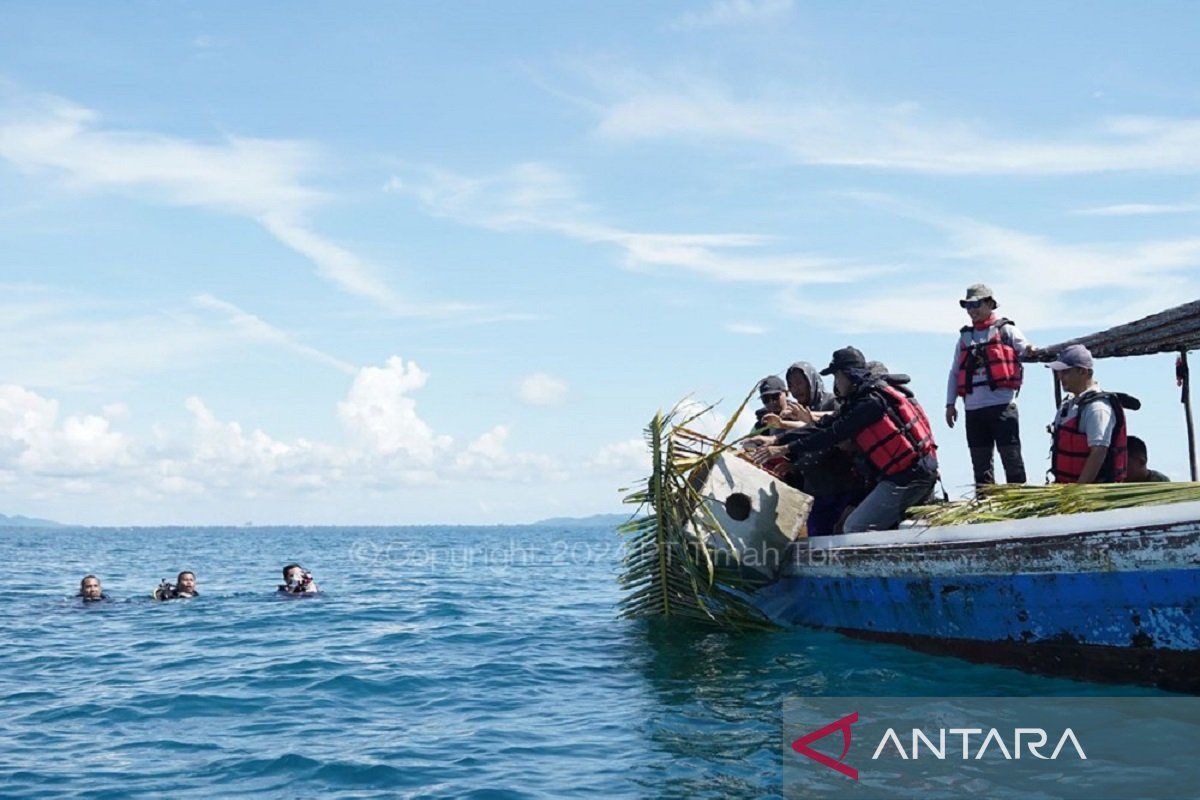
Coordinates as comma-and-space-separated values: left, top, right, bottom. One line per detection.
1030, 298, 1200, 360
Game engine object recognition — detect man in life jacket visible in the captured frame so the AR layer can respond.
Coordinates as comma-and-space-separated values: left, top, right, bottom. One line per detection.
751, 346, 938, 532
945, 284, 1034, 488
1047, 344, 1130, 484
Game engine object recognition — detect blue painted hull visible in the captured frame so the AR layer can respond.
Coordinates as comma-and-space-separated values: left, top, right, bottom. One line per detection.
748, 502, 1200, 692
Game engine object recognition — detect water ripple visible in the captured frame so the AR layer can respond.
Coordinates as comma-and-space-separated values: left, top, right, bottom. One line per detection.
0, 525, 1159, 799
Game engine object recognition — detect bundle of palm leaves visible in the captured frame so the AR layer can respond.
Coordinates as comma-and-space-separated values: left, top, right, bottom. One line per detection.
617, 394, 778, 630
907, 482, 1200, 527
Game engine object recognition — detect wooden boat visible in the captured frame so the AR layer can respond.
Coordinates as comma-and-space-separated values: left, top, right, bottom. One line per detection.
653, 300, 1200, 692
752, 502, 1200, 693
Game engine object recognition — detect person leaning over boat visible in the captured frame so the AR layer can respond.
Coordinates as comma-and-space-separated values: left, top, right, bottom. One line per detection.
760, 362, 838, 430
1126, 436, 1170, 482
749, 346, 938, 532
944, 284, 1035, 487
754, 361, 865, 535
1047, 344, 1131, 484
750, 375, 802, 435
747, 375, 803, 483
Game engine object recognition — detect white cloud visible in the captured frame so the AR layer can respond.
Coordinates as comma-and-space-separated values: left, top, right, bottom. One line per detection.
588, 437, 650, 472
675, 0, 793, 29
671, 398, 731, 439
0, 385, 131, 476
587, 73, 1200, 175
0, 287, 357, 391
0, 88, 450, 314
337, 356, 451, 461
192, 293, 357, 375
518, 373, 568, 406
454, 425, 567, 482
1072, 202, 1200, 217
401, 163, 872, 285
0, 356, 566, 508
788, 194, 1200, 334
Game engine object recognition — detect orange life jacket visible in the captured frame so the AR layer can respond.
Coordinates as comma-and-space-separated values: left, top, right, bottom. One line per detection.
1050, 392, 1128, 484
955, 318, 1023, 396
852, 385, 937, 478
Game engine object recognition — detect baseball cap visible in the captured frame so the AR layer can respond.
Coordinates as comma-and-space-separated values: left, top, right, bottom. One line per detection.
1046, 344, 1094, 371
819, 346, 867, 376
758, 375, 787, 396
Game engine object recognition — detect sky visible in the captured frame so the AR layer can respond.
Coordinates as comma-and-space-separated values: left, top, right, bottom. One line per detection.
1, 0, 1198, 525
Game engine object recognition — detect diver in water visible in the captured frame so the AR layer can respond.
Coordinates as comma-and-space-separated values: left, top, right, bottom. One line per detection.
278, 563, 319, 594
78, 574, 109, 602
153, 570, 199, 600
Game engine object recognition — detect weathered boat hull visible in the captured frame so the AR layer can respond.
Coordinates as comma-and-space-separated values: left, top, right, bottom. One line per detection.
750, 502, 1200, 693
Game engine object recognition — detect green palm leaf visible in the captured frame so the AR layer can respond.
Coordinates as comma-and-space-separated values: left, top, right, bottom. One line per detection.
617, 392, 779, 630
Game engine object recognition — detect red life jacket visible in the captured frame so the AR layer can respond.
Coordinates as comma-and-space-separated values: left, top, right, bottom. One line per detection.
1050, 392, 1128, 484
955, 318, 1023, 397
852, 385, 937, 478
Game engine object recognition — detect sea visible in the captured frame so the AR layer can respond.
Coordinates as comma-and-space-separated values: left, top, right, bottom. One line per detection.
0, 524, 1165, 799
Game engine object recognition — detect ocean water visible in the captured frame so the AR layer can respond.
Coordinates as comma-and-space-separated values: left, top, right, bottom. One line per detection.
0, 524, 1163, 799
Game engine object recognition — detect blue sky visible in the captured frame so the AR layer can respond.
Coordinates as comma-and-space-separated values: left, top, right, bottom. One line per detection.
1, 1, 1198, 525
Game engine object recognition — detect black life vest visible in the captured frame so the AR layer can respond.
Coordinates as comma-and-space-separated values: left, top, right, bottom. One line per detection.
955, 318, 1022, 396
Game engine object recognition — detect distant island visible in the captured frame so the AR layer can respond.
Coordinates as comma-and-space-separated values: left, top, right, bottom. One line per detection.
532, 512, 630, 528
0, 513, 65, 528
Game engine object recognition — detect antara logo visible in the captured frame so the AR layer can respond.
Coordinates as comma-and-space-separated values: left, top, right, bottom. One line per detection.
791, 713, 1087, 780
791, 712, 860, 780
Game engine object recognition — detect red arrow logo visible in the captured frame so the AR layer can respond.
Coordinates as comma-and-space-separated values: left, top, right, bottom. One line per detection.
791, 711, 859, 780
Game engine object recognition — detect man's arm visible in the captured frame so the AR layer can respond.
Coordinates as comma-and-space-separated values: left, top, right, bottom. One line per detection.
945, 339, 963, 427
1005, 322, 1035, 358
785, 395, 879, 459
1076, 398, 1116, 484
1076, 446, 1110, 484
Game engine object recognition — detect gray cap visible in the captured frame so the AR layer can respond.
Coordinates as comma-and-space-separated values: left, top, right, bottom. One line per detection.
1046, 344, 1094, 371
758, 375, 786, 396
959, 283, 997, 308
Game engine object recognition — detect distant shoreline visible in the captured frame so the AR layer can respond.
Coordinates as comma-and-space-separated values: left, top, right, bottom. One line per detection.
0, 513, 630, 531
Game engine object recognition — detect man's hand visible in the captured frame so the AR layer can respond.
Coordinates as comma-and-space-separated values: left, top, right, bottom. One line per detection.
742, 435, 777, 449
760, 413, 783, 428
792, 405, 814, 425
945, 405, 958, 428
750, 445, 786, 466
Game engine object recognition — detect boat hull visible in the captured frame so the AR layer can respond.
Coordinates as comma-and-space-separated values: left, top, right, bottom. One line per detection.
751, 502, 1200, 692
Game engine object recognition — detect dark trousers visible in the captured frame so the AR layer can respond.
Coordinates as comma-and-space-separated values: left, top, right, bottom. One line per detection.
806, 492, 857, 537
965, 402, 1026, 485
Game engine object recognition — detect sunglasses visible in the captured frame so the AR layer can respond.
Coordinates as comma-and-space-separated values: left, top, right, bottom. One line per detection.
960, 299, 985, 310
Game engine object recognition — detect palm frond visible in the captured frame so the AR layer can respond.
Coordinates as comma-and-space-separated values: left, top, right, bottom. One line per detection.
908, 482, 1200, 526
617, 393, 778, 630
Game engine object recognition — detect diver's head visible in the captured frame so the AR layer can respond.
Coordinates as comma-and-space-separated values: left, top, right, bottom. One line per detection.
176, 571, 196, 595
282, 563, 303, 583
79, 575, 103, 600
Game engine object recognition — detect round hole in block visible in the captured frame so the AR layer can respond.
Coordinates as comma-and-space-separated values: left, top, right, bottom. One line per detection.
725, 492, 752, 521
